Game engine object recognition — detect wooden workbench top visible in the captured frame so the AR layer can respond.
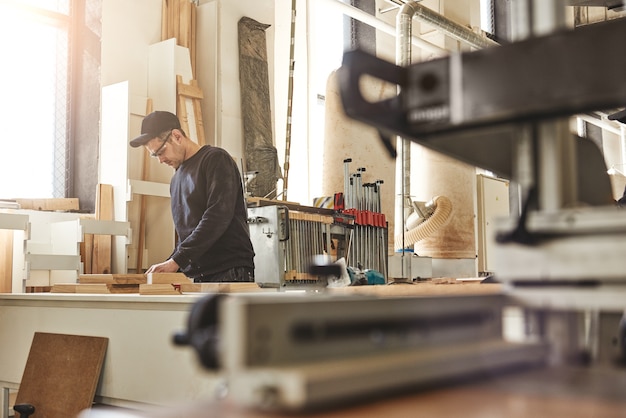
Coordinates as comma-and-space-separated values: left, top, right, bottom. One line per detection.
82, 365, 626, 418
327, 281, 502, 297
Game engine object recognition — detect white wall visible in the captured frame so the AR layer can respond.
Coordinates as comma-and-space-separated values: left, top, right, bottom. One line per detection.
100, 0, 275, 270
101, 0, 162, 96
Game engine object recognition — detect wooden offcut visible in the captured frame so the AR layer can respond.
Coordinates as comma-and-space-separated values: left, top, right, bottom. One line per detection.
139, 283, 183, 295
148, 272, 192, 284
14, 332, 108, 418
79, 274, 147, 284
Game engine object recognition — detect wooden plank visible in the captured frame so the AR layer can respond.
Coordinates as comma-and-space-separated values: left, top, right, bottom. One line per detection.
177, 80, 204, 99
191, 3, 197, 77
245, 197, 333, 215
79, 274, 147, 284
92, 184, 113, 274
179, 0, 190, 48
25, 286, 52, 293
15, 332, 108, 418
139, 283, 182, 295
327, 282, 503, 297
82, 234, 94, 274
191, 80, 205, 145
107, 283, 140, 294
180, 282, 262, 293
176, 77, 205, 145
148, 272, 192, 284
51, 283, 110, 294
0, 229, 12, 293
172, 0, 179, 45
136, 98, 154, 273
176, 75, 191, 136
161, 0, 168, 40
14, 198, 79, 211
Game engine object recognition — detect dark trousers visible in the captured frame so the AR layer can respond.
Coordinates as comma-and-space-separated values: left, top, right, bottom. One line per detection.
193, 266, 255, 283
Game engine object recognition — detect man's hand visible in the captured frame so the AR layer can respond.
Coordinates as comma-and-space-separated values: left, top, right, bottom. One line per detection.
146, 258, 180, 274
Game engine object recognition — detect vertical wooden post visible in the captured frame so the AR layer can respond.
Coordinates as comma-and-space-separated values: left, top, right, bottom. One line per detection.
92, 184, 113, 274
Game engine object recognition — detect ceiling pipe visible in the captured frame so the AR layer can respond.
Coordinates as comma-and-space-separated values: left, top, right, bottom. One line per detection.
383, 0, 499, 50
318, 0, 447, 55
394, 2, 498, 253
409, 2, 499, 49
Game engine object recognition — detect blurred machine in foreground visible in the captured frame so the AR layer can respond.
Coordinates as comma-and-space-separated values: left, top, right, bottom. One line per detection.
175, 292, 547, 411
176, 1, 626, 413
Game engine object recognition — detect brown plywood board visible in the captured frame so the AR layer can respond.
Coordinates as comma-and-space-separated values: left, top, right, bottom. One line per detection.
15, 332, 108, 418
79, 274, 147, 284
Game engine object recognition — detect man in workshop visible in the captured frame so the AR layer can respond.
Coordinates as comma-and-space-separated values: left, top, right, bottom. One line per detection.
130, 110, 255, 282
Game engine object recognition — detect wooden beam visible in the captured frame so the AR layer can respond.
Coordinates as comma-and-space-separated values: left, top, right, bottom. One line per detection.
15, 198, 79, 211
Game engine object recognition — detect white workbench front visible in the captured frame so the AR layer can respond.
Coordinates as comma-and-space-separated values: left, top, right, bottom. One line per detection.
0, 293, 222, 413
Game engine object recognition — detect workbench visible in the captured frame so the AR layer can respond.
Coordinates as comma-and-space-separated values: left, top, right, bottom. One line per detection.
0, 293, 213, 415
0, 282, 508, 416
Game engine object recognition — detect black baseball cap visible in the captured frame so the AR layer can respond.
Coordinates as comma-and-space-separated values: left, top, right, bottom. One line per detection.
130, 111, 181, 147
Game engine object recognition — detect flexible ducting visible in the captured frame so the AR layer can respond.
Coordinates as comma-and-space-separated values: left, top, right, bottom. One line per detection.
394, 195, 453, 250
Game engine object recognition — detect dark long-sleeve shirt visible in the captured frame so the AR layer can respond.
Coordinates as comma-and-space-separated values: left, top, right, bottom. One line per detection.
169, 145, 254, 279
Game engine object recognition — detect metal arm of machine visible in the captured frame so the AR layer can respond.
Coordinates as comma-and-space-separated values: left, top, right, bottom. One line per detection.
338, 17, 626, 205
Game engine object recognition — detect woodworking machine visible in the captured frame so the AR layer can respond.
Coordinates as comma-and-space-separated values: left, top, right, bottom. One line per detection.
174, 6, 626, 413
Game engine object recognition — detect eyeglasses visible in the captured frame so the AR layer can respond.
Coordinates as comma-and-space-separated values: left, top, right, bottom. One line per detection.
149, 131, 172, 158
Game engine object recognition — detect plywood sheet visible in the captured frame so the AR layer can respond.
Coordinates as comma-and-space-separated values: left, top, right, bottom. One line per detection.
14, 332, 108, 418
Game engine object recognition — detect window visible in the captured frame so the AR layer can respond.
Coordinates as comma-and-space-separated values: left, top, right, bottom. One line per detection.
0, 0, 71, 199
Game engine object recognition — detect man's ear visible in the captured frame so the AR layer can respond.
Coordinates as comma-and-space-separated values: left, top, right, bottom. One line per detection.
172, 129, 183, 143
